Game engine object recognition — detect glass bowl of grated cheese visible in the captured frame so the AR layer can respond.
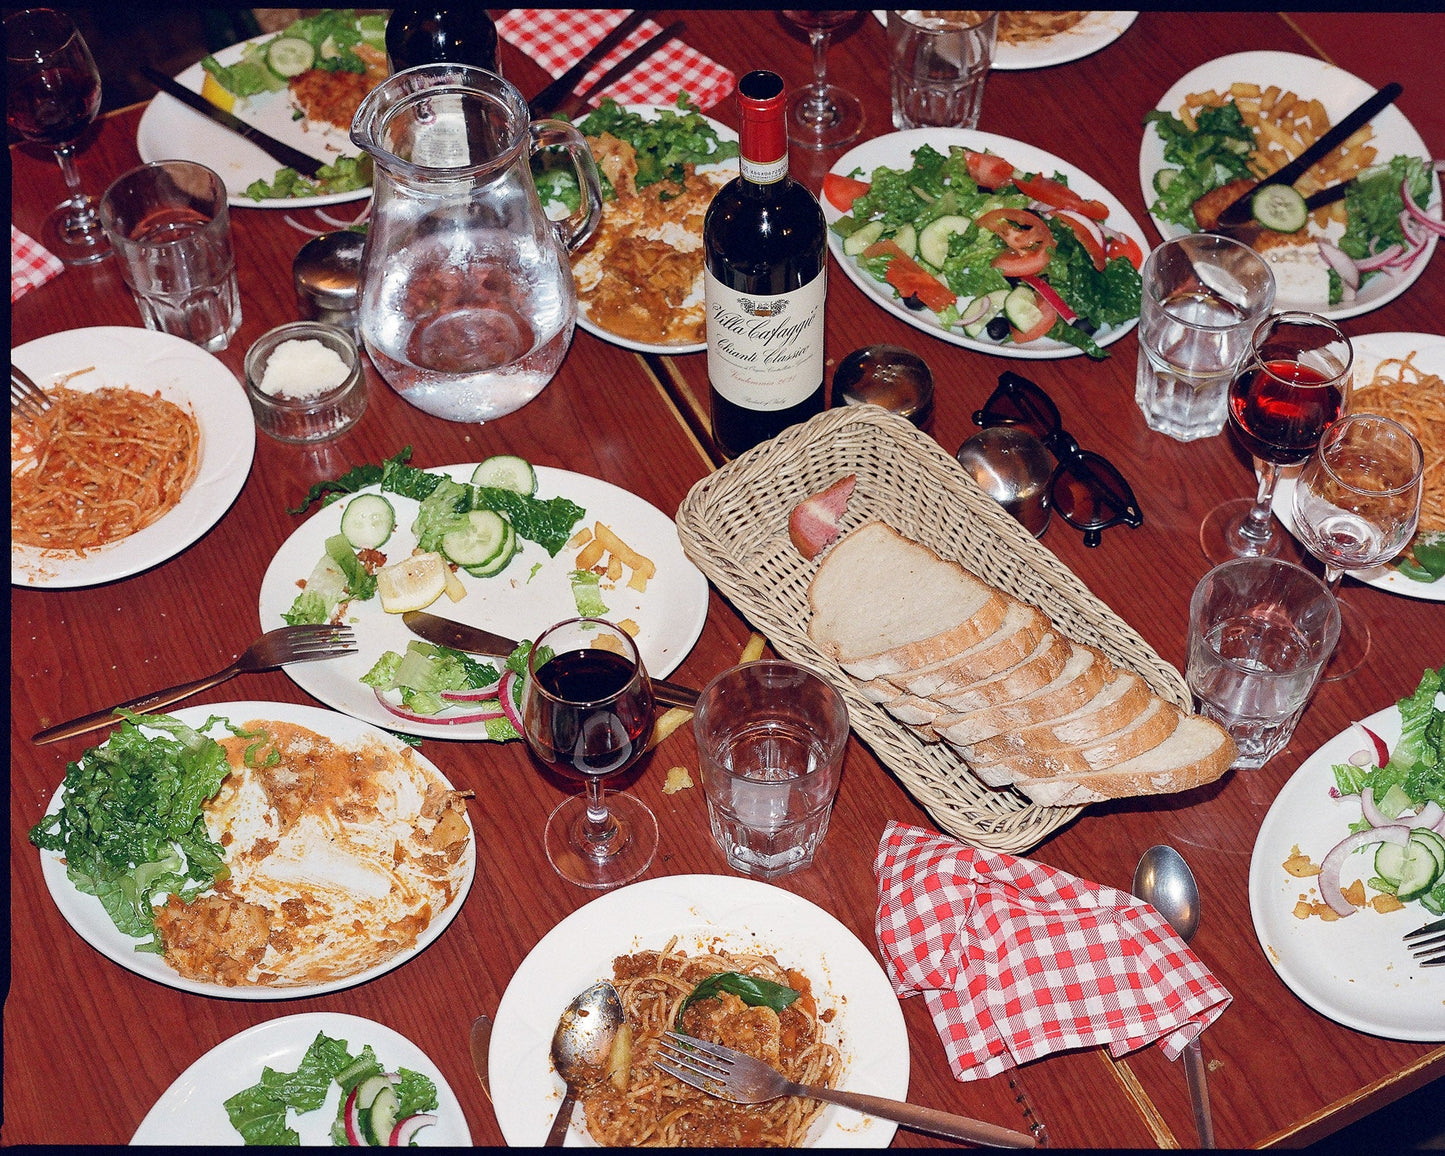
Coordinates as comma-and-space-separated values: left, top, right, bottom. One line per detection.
244, 321, 367, 443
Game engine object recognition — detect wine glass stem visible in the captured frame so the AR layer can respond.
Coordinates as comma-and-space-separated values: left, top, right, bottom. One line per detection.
1237, 458, 1282, 549
809, 29, 831, 89
581, 777, 619, 854
52, 143, 95, 223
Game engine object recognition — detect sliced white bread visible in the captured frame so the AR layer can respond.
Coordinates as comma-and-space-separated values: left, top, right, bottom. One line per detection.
931, 641, 1112, 747
974, 697, 1185, 782
884, 600, 1052, 699
1011, 715, 1236, 807
807, 522, 1009, 679
962, 669, 1153, 764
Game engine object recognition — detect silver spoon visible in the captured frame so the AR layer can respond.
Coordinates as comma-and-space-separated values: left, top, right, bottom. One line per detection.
544, 980, 623, 1146
1133, 844, 1215, 1149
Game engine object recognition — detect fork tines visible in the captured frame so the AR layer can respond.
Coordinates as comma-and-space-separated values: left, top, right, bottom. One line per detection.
654, 1035, 739, 1101
11, 367, 52, 421
1403, 917, 1445, 942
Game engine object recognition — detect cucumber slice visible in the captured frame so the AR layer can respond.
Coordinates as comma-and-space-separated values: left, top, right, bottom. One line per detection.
1409, 826, 1445, 872
340, 494, 395, 550
441, 509, 509, 567
1002, 284, 1045, 335
842, 220, 884, 257
1251, 183, 1308, 233
1375, 841, 1407, 887
471, 455, 537, 495
893, 222, 918, 259
265, 36, 316, 78
917, 215, 972, 269
353, 1074, 391, 1112
463, 521, 517, 577
365, 1084, 401, 1147
962, 289, 1009, 338
1153, 167, 1177, 195
1396, 838, 1442, 901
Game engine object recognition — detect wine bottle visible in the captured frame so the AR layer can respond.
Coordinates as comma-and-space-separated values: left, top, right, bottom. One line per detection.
385, 7, 501, 75
704, 70, 827, 459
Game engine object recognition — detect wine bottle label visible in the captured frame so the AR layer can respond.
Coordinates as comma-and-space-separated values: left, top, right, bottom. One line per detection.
705, 269, 826, 411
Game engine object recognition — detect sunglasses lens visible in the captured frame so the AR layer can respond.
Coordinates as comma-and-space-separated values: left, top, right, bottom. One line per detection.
1051, 452, 1142, 538
977, 374, 1059, 442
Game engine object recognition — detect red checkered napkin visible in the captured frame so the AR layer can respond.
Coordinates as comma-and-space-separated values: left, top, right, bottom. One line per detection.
497, 9, 736, 112
875, 822, 1231, 1081
11, 226, 64, 303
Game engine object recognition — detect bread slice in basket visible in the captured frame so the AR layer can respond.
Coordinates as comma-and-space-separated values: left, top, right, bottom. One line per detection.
806, 519, 1234, 805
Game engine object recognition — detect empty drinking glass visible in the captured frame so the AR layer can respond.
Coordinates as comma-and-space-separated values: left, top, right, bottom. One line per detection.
887, 10, 998, 130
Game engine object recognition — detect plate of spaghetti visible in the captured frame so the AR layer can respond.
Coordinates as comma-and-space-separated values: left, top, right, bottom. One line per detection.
992, 11, 1137, 70
1273, 331, 1445, 601
11, 327, 254, 588
490, 875, 909, 1147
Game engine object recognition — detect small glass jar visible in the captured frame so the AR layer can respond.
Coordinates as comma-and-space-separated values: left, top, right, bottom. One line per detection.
244, 321, 367, 443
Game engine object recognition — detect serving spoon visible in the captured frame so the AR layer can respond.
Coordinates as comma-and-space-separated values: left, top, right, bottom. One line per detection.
544, 981, 623, 1146
1134, 844, 1215, 1148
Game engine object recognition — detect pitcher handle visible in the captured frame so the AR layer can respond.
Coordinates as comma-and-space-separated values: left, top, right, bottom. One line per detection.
530, 119, 603, 253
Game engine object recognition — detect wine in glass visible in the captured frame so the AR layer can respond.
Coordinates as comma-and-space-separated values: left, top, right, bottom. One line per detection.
1291, 413, 1424, 680
1199, 311, 1353, 562
521, 617, 658, 889
5, 8, 109, 264
782, 10, 862, 149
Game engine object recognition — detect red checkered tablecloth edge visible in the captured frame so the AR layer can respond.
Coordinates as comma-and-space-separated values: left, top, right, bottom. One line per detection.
497, 9, 735, 112
12, 226, 64, 303
875, 821, 1232, 1081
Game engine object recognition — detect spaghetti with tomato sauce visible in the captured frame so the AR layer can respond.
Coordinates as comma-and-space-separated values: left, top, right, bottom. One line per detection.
578, 940, 842, 1146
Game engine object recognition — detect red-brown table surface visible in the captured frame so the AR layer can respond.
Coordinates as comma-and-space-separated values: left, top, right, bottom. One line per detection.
8, 9, 1443, 1148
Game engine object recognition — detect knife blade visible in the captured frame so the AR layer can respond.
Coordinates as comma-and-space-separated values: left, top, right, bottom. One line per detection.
527, 9, 649, 119
142, 65, 324, 178
402, 611, 701, 710
469, 1014, 494, 1103
550, 20, 688, 121
1215, 81, 1402, 228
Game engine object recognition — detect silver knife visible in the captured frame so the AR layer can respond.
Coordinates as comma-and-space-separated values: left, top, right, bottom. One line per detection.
551, 20, 688, 121
142, 65, 325, 178
527, 9, 649, 119
469, 1014, 494, 1103
402, 610, 701, 710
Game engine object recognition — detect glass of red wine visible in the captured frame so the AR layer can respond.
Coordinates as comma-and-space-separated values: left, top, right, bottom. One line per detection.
5, 8, 109, 265
522, 617, 658, 889
1291, 413, 1424, 680
782, 10, 862, 149
1199, 311, 1353, 563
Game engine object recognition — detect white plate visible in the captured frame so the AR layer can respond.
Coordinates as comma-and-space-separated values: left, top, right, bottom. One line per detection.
1273, 331, 1445, 602
131, 1012, 472, 1145
825, 128, 1148, 359
136, 34, 372, 210
992, 11, 1138, 70
490, 874, 910, 1147
568, 105, 738, 356
38, 701, 476, 1000
1248, 704, 1445, 1041
257, 465, 709, 739
1139, 51, 1440, 320
11, 327, 255, 589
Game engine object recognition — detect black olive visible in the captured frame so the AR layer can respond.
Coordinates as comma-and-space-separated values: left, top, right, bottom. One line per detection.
903, 293, 927, 311
986, 316, 1011, 341
1074, 317, 1099, 335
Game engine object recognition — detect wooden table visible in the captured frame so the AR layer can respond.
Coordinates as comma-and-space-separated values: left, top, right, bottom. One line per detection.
8, 10, 1443, 1148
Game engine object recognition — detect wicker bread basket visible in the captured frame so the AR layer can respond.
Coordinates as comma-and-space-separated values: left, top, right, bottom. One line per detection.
675, 403, 1190, 854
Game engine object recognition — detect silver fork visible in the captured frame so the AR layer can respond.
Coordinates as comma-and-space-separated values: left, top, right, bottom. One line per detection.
655, 1031, 1037, 1148
11, 365, 52, 421
1405, 918, 1445, 966
32, 625, 358, 745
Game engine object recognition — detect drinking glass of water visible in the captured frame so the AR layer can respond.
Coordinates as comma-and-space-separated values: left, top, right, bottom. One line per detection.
694, 661, 849, 880
1186, 557, 1340, 770
887, 10, 998, 130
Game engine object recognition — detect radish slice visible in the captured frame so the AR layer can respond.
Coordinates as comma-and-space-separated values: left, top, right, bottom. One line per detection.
1318, 825, 1411, 916
498, 670, 525, 735
389, 1113, 437, 1146
343, 1085, 366, 1147
1350, 721, 1390, 767
372, 688, 505, 725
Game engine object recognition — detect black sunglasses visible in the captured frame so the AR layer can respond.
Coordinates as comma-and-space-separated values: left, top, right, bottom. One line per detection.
972, 371, 1143, 547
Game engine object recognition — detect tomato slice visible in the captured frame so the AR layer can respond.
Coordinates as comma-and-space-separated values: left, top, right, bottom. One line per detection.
992, 247, 1053, 278
963, 149, 1015, 190
977, 208, 1055, 277
1054, 211, 1107, 271
1106, 232, 1144, 270
864, 239, 958, 312
1010, 293, 1058, 344
1014, 173, 1110, 220
823, 172, 870, 213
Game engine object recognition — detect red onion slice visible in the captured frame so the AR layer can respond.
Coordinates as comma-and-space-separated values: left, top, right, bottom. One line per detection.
1408, 801, 1444, 830
498, 670, 525, 735
1357, 242, 1404, 272
439, 678, 503, 702
1318, 825, 1411, 917
372, 687, 505, 725
1318, 241, 1360, 291
1401, 178, 1445, 236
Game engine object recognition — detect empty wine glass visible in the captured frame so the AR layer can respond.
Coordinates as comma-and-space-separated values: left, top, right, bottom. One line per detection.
1199, 312, 1353, 563
1291, 413, 1424, 680
782, 10, 862, 149
521, 617, 658, 889
5, 8, 109, 264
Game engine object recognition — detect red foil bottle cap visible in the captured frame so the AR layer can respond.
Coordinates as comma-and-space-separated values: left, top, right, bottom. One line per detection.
737, 69, 787, 184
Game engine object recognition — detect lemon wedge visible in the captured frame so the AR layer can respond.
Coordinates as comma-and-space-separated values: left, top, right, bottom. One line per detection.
200, 72, 237, 113
377, 552, 449, 614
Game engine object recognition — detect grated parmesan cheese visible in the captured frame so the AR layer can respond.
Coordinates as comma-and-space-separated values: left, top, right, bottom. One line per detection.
259, 338, 349, 399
